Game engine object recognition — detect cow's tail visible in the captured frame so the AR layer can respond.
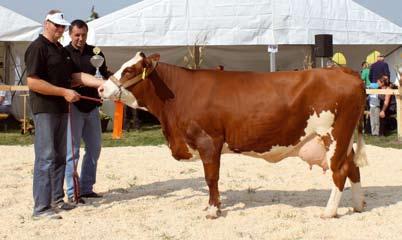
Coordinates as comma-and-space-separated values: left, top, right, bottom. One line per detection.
353, 108, 368, 168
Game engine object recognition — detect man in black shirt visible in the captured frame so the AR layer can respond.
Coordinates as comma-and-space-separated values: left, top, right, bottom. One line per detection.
64, 20, 110, 203
25, 10, 104, 220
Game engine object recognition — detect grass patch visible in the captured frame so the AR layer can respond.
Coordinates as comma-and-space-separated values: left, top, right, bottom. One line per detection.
0, 125, 401, 149
0, 124, 166, 147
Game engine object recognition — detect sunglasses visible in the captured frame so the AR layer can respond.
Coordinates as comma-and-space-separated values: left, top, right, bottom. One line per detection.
48, 20, 65, 29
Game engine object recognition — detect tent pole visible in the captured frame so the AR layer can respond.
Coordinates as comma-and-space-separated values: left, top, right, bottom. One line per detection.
270, 52, 276, 72
194, 45, 200, 70
4, 42, 10, 84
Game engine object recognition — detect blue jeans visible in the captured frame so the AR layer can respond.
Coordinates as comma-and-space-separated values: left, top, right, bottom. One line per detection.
32, 113, 67, 215
65, 105, 101, 198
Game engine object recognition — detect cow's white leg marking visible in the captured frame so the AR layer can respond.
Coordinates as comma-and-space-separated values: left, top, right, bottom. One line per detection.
322, 184, 342, 218
205, 205, 220, 219
350, 180, 365, 212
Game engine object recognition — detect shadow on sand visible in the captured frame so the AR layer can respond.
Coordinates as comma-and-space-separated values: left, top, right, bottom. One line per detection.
90, 177, 402, 216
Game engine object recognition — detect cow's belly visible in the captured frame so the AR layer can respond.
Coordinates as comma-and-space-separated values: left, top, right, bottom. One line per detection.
222, 135, 329, 171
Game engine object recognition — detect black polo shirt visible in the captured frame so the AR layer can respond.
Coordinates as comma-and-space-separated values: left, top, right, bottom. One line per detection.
25, 34, 77, 114
65, 43, 109, 113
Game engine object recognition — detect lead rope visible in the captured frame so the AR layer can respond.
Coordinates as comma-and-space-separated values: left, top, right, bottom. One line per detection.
69, 96, 103, 204
69, 103, 81, 204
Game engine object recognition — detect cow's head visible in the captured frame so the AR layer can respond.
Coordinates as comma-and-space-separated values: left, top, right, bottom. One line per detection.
118, 52, 160, 88
99, 52, 157, 109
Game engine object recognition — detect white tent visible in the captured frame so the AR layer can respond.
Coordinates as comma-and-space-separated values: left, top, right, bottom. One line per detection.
87, 0, 402, 46
0, 5, 42, 120
68, 0, 402, 73
386, 46, 402, 86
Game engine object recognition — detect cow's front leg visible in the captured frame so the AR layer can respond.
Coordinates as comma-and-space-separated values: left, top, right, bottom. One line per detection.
202, 161, 221, 219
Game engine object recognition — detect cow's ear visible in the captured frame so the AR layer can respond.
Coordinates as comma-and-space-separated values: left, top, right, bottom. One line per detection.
144, 53, 160, 67
148, 53, 160, 62
139, 52, 146, 58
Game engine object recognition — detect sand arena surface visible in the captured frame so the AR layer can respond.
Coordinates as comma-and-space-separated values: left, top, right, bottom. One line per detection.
1, 144, 402, 239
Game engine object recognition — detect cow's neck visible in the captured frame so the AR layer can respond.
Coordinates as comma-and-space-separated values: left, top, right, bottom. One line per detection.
135, 62, 188, 117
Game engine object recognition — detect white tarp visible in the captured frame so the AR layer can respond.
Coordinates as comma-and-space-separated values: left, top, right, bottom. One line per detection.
385, 47, 402, 86
83, 0, 402, 46
0, 5, 42, 41
0, 5, 42, 120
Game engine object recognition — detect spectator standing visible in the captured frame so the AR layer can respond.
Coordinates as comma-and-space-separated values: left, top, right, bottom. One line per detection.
64, 19, 110, 203
360, 61, 371, 88
377, 75, 397, 136
0, 78, 11, 113
369, 54, 390, 83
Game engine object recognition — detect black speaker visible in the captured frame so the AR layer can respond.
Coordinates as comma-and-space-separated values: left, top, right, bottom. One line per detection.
314, 34, 333, 57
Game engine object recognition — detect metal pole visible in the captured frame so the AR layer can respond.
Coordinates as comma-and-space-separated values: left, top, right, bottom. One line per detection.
270, 52, 276, 72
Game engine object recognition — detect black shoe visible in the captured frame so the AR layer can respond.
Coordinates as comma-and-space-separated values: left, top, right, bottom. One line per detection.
68, 197, 86, 204
54, 201, 76, 212
80, 192, 102, 198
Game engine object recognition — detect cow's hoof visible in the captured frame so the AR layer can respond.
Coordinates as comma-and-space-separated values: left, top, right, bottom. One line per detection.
320, 211, 338, 219
353, 200, 366, 213
205, 205, 221, 219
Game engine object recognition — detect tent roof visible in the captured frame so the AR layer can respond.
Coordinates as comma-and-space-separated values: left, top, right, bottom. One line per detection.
0, 5, 41, 42
86, 0, 402, 46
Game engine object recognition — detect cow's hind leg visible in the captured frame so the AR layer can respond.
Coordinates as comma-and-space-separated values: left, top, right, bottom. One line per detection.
347, 150, 365, 212
322, 174, 345, 218
322, 147, 350, 218
322, 144, 362, 217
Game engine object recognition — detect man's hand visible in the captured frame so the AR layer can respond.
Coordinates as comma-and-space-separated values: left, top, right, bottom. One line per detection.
380, 110, 385, 118
63, 89, 81, 103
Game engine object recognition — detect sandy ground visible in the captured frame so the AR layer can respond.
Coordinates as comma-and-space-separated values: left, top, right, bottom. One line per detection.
1, 144, 402, 240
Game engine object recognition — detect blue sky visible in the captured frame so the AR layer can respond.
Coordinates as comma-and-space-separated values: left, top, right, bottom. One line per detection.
0, 0, 400, 27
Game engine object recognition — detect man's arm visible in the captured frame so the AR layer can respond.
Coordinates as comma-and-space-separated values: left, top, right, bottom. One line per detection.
71, 72, 104, 88
385, 63, 391, 79
27, 75, 80, 103
0, 96, 4, 105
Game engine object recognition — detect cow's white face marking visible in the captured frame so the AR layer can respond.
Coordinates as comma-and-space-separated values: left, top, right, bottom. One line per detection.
100, 52, 145, 109
114, 52, 144, 80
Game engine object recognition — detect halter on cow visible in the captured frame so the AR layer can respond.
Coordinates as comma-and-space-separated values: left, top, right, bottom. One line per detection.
99, 52, 368, 219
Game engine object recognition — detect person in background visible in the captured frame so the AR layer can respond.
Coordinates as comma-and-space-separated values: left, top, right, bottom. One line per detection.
25, 10, 104, 220
0, 78, 12, 113
368, 81, 380, 136
377, 75, 397, 136
369, 54, 390, 83
360, 61, 371, 88
64, 19, 111, 204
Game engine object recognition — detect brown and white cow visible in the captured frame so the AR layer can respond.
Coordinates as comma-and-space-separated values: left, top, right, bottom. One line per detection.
99, 52, 368, 219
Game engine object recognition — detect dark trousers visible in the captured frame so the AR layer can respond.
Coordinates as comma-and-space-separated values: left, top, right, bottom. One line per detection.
32, 113, 68, 215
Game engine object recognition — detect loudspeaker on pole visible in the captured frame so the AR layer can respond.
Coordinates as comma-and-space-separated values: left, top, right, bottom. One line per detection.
314, 34, 333, 58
